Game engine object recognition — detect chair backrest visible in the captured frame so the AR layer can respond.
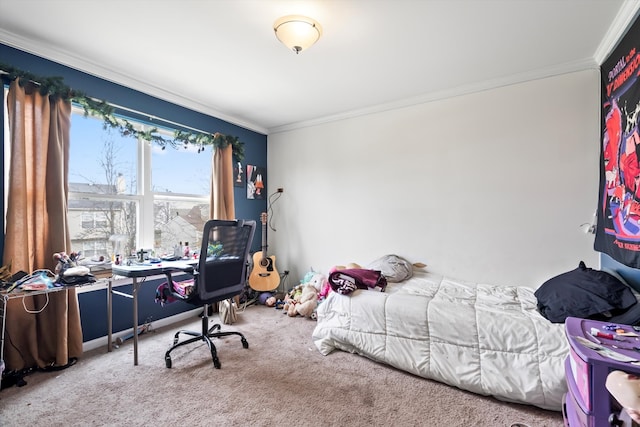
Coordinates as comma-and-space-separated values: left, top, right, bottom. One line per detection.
195, 219, 256, 303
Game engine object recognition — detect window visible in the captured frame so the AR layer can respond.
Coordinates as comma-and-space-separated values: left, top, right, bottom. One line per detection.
3, 88, 214, 261
67, 109, 212, 261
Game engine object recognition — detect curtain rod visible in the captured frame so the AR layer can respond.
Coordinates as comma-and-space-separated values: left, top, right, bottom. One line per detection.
103, 100, 216, 138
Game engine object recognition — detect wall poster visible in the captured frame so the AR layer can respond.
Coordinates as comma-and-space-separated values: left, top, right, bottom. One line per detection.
234, 161, 245, 187
595, 13, 640, 268
246, 164, 266, 200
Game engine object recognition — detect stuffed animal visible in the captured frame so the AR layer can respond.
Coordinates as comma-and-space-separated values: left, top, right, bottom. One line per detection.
282, 283, 319, 318
306, 272, 326, 293
318, 280, 332, 300
282, 285, 302, 314
299, 270, 317, 286
293, 283, 319, 317
282, 267, 358, 318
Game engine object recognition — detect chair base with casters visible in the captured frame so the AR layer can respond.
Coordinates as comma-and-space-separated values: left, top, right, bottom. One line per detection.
164, 302, 249, 369
159, 219, 257, 369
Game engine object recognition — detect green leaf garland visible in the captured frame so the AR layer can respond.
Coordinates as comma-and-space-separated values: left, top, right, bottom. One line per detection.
0, 62, 244, 162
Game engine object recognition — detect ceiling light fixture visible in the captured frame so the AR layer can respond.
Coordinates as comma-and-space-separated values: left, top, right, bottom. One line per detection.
273, 15, 322, 54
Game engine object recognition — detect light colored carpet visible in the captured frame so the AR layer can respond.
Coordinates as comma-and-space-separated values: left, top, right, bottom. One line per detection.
0, 305, 564, 426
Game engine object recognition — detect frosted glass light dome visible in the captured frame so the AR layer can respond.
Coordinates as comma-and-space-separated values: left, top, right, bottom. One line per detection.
273, 15, 322, 54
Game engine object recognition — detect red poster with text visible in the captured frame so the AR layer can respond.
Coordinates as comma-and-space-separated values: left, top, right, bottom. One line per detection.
595, 14, 640, 267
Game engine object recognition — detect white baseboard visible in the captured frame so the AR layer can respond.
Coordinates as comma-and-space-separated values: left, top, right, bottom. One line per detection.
82, 307, 202, 352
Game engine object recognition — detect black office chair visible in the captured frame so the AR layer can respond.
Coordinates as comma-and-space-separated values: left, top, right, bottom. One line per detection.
161, 219, 256, 369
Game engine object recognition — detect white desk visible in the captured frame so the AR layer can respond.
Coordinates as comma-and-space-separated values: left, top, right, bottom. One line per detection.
109, 260, 197, 365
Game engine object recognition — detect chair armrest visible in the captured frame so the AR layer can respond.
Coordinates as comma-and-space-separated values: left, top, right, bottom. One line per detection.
161, 266, 198, 302
162, 265, 195, 275
162, 265, 195, 283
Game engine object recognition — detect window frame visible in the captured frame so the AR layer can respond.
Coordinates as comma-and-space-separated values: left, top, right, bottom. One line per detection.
64, 105, 210, 257
3, 89, 212, 259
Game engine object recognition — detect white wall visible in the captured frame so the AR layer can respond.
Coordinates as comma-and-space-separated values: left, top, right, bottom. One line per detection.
266, 69, 601, 289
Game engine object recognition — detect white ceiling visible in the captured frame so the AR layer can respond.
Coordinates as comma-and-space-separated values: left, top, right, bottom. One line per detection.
0, 0, 639, 135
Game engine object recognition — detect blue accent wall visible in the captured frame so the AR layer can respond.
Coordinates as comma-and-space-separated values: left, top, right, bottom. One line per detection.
79, 274, 195, 342
1, 44, 268, 341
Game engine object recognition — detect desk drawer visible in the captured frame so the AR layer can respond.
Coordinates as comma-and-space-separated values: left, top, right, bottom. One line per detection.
563, 391, 588, 427
567, 348, 590, 413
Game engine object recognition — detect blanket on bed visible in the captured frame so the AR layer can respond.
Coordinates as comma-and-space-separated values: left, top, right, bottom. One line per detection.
312, 271, 569, 411
328, 268, 387, 294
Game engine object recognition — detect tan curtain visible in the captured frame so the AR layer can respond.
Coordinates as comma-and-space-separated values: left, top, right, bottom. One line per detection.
3, 78, 83, 371
210, 144, 235, 220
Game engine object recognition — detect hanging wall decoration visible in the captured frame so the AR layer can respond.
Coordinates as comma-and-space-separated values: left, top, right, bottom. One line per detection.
594, 13, 640, 267
234, 161, 245, 187
246, 164, 266, 200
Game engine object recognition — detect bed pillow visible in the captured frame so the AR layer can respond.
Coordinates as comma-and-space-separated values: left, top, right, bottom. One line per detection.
366, 254, 415, 283
534, 261, 638, 323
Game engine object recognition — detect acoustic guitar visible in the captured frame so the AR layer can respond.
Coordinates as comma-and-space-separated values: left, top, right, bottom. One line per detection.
249, 212, 280, 291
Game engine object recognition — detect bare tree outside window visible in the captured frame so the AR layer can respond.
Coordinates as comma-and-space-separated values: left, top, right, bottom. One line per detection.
69, 119, 138, 259
68, 110, 213, 260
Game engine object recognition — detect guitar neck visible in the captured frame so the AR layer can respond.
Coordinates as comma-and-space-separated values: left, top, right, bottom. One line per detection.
260, 212, 269, 260
261, 219, 268, 259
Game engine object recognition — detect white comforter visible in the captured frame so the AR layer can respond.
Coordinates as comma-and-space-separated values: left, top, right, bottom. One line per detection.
312, 270, 569, 411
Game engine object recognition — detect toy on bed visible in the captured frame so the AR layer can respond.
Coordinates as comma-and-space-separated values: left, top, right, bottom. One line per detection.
285, 259, 421, 318
328, 267, 387, 294
326, 256, 424, 295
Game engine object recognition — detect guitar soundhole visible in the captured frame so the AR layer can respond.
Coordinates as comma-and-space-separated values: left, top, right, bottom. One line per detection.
260, 257, 274, 271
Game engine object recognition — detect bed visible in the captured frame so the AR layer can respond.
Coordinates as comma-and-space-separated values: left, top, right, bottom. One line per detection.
312, 270, 569, 411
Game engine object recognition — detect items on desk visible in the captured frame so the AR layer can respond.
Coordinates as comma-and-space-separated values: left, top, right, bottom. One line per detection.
183, 242, 190, 258
52, 251, 80, 274
574, 336, 640, 363
136, 248, 148, 263
78, 255, 113, 279
0, 261, 13, 282
20, 267, 95, 289
591, 327, 625, 341
0, 252, 98, 293
52, 251, 96, 286
1, 271, 27, 292
15, 270, 55, 290
4, 269, 59, 291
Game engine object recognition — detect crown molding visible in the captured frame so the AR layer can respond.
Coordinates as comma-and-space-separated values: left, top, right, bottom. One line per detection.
268, 58, 598, 134
594, 0, 640, 65
0, 29, 268, 135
